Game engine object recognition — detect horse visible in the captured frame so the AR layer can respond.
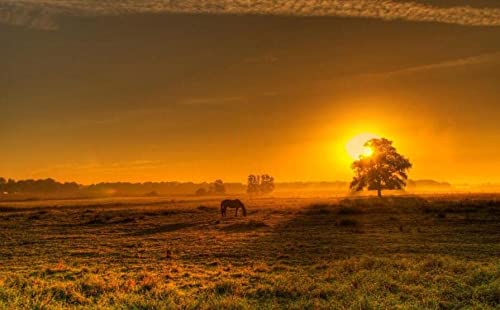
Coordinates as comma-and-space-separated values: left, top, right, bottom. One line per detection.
220, 199, 246, 217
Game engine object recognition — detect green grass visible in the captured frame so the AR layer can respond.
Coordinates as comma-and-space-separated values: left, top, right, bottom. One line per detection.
0, 194, 499, 309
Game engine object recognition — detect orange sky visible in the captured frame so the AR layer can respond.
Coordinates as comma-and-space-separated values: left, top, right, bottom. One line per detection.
1, 2, 500, 184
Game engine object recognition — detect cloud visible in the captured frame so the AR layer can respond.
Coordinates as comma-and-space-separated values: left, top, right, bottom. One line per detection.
1, 0, 500, 30
0, 2, 60, 30
362, 51, 500, 79
177, 96, 247, 106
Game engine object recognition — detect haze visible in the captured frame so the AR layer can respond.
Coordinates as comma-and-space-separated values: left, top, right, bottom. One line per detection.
2, 0, 500, 184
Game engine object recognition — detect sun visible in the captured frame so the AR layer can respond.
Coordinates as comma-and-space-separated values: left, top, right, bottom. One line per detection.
345, 133, 379, 160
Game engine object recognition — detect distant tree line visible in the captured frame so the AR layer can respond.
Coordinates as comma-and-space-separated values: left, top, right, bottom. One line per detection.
0, 177, 80, 196
195, 179, 226, 196
195, 175, 277, 196
0, 175, 276, 199
1, 173, 450, 201
0, 176, 352, 199
0, 177, 244, 199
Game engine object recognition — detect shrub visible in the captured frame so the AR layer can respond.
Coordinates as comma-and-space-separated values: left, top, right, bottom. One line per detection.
213, 281, 238, 295
337, 218, 358, 227
305, 204, 334, 215
197, 205, 217, 212
337, 206, 363, 215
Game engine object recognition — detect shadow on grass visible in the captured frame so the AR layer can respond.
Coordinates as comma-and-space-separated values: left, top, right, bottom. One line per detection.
4, 195, 498, 269
220, 220, 269, 233
218, 196, 500, 265
131, 222, 197, 236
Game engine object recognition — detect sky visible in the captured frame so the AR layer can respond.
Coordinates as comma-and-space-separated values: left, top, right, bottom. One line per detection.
1, 0, 500, 184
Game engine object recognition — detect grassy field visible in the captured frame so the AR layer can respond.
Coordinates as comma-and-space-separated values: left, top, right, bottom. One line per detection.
0, 194, 499, 309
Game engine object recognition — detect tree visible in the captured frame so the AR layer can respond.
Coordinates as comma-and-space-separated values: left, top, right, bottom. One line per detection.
260, 174, 275, 194
212, 179, 226, 194
247, 175, 260, 194
350, 138, 412, 197
247, 174, 275, 195
195, 188, 207, 196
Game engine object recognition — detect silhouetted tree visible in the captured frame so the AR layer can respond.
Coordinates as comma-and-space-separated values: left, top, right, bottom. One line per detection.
247, 175, 260, 194
195, 188, 208, 196
350, 138, 412, 197
260, 174, 275, 194
247, 174, 275, 195
0, 177, 5, 194
212, 179, 226, 194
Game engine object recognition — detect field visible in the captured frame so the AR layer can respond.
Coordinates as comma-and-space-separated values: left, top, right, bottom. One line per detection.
0, 194, 499, 309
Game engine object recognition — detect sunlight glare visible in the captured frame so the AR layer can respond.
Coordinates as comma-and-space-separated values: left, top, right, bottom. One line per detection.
362, 145, 374, 157
346, 133, 379, 160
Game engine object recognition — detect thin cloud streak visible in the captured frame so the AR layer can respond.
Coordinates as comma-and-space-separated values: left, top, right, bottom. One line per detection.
363, 51, 500, 79
1, 0, 500, 30
177, 97, 247, 106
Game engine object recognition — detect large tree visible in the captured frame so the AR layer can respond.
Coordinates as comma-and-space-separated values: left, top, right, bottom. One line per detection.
350, 138, 412, 197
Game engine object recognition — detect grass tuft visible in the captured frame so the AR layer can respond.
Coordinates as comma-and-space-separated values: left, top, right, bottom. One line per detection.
337, 218, 359, 227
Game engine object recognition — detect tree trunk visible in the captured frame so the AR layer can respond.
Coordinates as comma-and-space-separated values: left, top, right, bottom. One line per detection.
377, 187, 382, 198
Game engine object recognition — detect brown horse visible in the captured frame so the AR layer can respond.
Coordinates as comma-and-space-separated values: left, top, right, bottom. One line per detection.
220, 199, 246, 217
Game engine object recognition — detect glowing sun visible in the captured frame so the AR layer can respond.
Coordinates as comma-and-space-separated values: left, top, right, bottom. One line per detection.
346, 133, 379, 160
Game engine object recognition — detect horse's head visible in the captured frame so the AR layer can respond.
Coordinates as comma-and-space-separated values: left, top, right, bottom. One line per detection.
238, 200, 247, 216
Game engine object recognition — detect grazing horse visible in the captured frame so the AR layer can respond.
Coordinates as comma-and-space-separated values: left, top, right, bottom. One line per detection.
220, 199, 246, 217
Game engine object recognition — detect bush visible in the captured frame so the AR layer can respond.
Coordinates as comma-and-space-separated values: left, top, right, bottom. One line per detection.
337, 218, 358, 227
305, 204, 334, 215
337, 206, 363, 215
213, 281, 238, 295
197, 205, 217, 212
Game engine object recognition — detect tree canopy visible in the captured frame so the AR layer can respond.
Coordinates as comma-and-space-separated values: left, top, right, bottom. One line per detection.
350, 138, 412, 197
247, 174, 275, 195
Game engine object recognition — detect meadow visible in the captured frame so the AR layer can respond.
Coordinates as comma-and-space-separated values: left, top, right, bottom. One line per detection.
0, 194, 499, 309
